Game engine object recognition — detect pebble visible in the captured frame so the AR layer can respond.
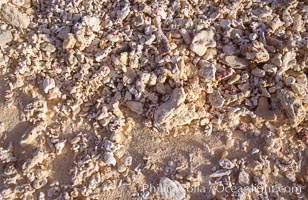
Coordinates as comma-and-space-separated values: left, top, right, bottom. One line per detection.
209, 91, 225, 108
199, 62, 216, 81
251, 68, 266, 77
104, 152, 117, 166
190, 27, 216, 56
238, 170, 250, 186
126, 101, 144, 115
0, 30, 13, 47
63, 33, 76, 49
43, 77, 56, 94
225, 56, 249, 69
278, 89, 306, 126
41, 43, 56, 53
158, 177, 186, 200
1, 4, 30, 29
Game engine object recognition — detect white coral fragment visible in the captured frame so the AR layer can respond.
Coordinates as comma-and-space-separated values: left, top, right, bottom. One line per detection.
190, 27, 216, 56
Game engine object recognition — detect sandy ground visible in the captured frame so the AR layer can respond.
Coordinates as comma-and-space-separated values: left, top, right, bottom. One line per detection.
0, 1, 307, 199
1, 73, 306, 200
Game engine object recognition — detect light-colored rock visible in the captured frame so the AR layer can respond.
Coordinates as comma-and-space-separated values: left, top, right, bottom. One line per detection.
154, 87, 186, 125
11, 0, 25, 6
83, 16, 100, 32
225, 56, 249, 69
20, 122, 47, 146
158, 177, 186, 200
1, 3, 30, 29
238, 170, 250, 186
126, 101, 143, 114
41, 43, 56, 53
153, 88, 199, 133
0, 30, 13, 47
275, 51, 297, 82
241, 41, 269, 63
43, 77, 55, 94
190, 27, 216, 56
199, 62, 216, 81
54, 140, 66, 155
63, 33, 76, 49
22, 151, 49, 172
277, 89, 306, 126
209, 91, 224, 108
110, 132, 122, 144
104, 152, 116, 166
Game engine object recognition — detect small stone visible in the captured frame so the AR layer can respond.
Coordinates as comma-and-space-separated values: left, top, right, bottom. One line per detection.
204, 123, 213, 136
54, 140, 66, 155
41, 43, 56, 53
11, 0, 25, 7
199, 62, 216, 81
63, 33, 76, 49
285, 171, 296, 182
225, 56, 249, 69
241, 41, 269, 63
296, 74, 307, 86
220, 19, 230, 29
210, 169, 231, 178
227, 74, 241, 85
117, 165, 127, 173
238, 170, 250, 186
43, 77, 56, 94
106, 34, 120, 42
158, 177, 186, 200
251, 68, 265, 77
190, 27, 216, 56
263, 64, 277, 74
104, 152, 117, 166
209, 91, 224, 108
180, 29, 192, 45
83, 16, 100, 32
0, 30, 13, 47
1, 4, 30, 29
126, 101, 143, 114
278, 89, 306, 126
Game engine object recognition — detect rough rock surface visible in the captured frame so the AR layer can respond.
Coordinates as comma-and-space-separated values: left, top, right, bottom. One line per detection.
209, 91, 225, 108
158, 177, 186, 200
190, 27, 216, 56
126, 101, 143, 114
278, 89, 306, 126
0, 30, 13, 47
199, 62, 216, 81
154, 88, 199, 133
1, 4, 30, 29
225, 56, 249, 69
